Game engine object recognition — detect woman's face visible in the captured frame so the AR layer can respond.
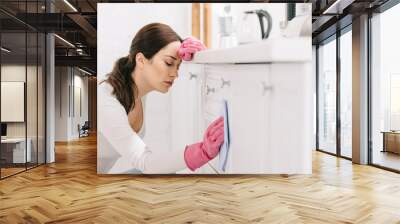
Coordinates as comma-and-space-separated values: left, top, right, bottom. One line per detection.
142, 41, 182, 93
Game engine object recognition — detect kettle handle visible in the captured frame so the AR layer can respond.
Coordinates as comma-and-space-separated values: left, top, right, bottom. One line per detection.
256, 9, 272, 39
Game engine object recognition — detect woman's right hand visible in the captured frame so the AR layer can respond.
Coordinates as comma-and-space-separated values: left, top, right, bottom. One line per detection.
178, 37, 207, 61
184, 117, 224, 171
202, 116, 224, 158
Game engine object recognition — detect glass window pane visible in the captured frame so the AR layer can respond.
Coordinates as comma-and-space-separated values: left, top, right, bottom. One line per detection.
27, 31, 38, 169
1, 1, 46, 179
38, 32, 45, 165
371, 3, 400, 171
340, 29, 352, 158
318, 37, 337, 154
1, 31, 27, 177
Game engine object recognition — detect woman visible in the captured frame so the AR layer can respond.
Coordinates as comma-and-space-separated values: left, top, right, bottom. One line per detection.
98, 23, 224, 174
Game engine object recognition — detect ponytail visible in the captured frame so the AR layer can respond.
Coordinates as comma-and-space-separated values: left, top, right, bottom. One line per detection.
106, 55, 137, 114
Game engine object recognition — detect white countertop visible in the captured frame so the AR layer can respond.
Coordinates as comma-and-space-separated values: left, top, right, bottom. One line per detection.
191, 37, 312, 64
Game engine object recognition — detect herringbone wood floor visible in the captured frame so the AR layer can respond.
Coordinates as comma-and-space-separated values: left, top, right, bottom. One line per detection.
1, 134, 400, 223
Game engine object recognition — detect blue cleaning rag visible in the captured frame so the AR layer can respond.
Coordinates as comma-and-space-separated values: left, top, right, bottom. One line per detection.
219, 99, 230, 171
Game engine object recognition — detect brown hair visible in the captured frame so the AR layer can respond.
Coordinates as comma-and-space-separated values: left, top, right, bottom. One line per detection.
105, 23, 182, 113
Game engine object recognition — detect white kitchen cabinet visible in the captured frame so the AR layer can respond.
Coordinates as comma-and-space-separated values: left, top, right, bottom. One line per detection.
157, 38, 313, 174
174, 61, 312, 174
222, 64, 270, 174
266, 63, 313, 174
198, 64, 271, 174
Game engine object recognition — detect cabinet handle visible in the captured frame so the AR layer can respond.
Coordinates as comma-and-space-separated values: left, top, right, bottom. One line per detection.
189, 72, 198, 80
206, 85, 215, 95
220, 78, 231, 88
261, 81, 273, 95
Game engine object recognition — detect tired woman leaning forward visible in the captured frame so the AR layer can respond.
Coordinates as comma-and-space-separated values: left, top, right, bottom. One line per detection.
98, 23, 224, 174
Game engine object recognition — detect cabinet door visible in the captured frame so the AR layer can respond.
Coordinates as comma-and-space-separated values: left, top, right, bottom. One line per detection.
199, 65, 234, 174
197, 64, 271, 174
177, 63, 312, 174
170, 63, 205, 174
227, 64, 269, 174
267, 63, 313, 174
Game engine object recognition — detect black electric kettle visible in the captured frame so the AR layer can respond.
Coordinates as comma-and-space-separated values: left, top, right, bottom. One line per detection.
244, 9, 272, 39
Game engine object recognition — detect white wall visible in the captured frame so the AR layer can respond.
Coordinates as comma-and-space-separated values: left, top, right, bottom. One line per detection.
72, 73, 89, 138
55, 67, 89, 141
55, 67, 69, 141
97, 3, 191, 82
97, 3, 192, 153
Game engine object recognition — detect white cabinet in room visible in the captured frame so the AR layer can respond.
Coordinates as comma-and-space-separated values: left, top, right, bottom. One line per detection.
173, 61, 313, 174
266, 63, 313, 174
170, 63, 206, 174
196, 64, 272, 174
216, 64, 270, 174
141, 38, 312, 174
164, 38, 313, 174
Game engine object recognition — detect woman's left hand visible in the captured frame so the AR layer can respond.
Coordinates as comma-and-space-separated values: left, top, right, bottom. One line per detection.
178, 37, 206, 61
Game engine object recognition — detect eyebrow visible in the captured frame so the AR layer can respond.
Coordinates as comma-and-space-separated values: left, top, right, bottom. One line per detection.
165, 55, 177, 60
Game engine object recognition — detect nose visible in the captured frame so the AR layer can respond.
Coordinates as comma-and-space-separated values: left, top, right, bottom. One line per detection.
170, 68, 179, 78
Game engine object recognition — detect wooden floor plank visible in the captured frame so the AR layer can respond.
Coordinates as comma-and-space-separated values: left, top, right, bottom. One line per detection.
1, 134, 400, 223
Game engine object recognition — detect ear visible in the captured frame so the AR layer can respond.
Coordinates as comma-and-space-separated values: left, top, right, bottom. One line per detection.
135, 52, 146, 68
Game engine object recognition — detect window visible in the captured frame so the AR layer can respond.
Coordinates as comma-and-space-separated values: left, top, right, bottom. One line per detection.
0, 1, 46, 179
340, 28, 352, 158
318, 37, 337, 155
370, 2, 400, 171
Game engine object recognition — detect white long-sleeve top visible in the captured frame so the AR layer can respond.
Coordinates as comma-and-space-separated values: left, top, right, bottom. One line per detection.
97, 82, 187, 174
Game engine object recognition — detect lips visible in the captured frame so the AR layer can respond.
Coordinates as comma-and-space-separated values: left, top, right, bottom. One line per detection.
164, 81, 173, 86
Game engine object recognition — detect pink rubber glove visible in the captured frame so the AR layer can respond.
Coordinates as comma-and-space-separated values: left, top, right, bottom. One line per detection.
184, 116, 224, 171
178, 36, 206, 61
